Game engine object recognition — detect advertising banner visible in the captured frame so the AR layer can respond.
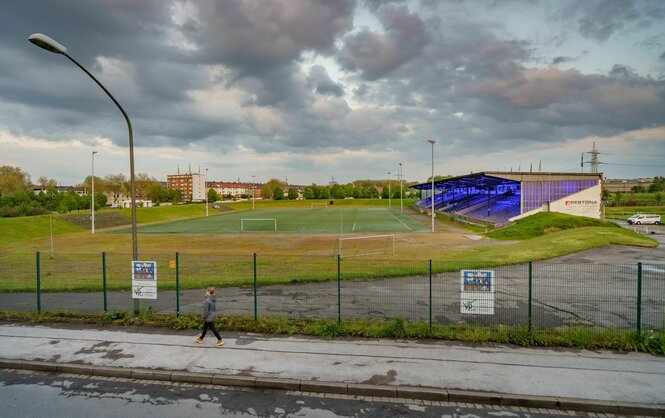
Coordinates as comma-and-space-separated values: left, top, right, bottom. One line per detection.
460, 270, 494, 315
132, 261, 157, 300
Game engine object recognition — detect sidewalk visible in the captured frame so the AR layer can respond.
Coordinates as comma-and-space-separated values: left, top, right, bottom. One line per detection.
0, 323, 664, 414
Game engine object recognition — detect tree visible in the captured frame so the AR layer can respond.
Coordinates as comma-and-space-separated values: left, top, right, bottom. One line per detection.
94, 192, 107, 209
261, 183, 273, 199
649, 176, 664, 193
135, 173, 159, 200
288, 187, 299, 200
318, 187, 330, 199
655, 192, 662, 203
81, 175, 106, 196
0, 166, 31, 195
147, 182, 167, 204
367, 186, 379, 198
207, 188, 218, 203
381, 187, 389, 199
104, 173, 127, 204
303, 187, 315, 199
37, 176, 57, 189
614, 191, 622, 205
273, 186, 284, 200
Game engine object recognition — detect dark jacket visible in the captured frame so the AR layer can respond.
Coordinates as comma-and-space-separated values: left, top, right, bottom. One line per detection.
202, 295, 217, 322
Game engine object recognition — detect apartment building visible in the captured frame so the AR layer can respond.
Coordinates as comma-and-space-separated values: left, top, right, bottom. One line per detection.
207, 181, 261, 199
167, 173, 205, 202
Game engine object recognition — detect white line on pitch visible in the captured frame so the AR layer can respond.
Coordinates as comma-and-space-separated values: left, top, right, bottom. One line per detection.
352, 223, 356, 231
383, 208, 412, 231
300, 227, 305, 231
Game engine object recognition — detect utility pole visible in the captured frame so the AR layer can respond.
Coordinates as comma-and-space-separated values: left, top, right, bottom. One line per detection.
91, 151, 98, 234
399, 163, 403, 214
387, 171, 391, 207
251, 175, 256, 210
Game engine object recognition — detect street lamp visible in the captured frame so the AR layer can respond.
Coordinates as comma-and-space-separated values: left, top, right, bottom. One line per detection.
29, 33, 139, 309
91, 151, 98, 234
251, 175, 256, 210
205, 168, 209, 217
387, 171, 391, 208
427, 140, 436, 232
399, 163, 403, 214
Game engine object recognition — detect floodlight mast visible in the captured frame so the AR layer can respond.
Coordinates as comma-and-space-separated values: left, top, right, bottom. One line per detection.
29, 33, 140, 312
427, 139, 436, 232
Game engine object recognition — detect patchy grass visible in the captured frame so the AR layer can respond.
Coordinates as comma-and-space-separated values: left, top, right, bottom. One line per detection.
2, 310, 663, 354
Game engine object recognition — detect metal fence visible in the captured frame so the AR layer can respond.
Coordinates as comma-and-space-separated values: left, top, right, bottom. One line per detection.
0, 251, 663, 332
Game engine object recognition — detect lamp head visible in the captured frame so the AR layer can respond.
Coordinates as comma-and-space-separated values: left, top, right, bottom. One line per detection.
92, 151, 98, 155
28, 33, 68, 54
428, 139, 436, 144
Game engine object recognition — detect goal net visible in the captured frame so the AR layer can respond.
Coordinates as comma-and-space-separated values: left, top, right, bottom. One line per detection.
241, 218, 277, 231
310, 203, 328, 208
337, 234, 395, 258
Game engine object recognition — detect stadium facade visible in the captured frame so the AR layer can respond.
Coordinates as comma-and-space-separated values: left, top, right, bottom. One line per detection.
410, 172, 603, 227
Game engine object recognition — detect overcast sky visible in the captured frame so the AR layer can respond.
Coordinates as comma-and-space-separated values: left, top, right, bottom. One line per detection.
1, 0, 664, 186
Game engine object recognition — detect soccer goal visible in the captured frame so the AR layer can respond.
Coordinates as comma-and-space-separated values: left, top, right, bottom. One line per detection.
337, 234, 395, 258
241, 218, 277, 231
311, 202, 328, 208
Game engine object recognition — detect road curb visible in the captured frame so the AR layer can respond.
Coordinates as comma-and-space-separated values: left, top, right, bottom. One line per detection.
1, 359, 664, 416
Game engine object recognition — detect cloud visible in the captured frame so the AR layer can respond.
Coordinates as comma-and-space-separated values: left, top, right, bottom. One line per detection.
189, 0, 355, 70
307, 65, 345, 97
338, 5, 430, 80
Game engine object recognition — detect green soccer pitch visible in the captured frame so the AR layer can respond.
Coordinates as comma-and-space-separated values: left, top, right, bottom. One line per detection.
109, 207, 428, 234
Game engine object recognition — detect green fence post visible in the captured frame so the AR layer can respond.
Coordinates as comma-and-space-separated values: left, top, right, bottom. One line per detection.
102, 252, 107, 312
36, 251, 41, 313
253, 253, 257, 321
528, 261, 533, 332
637, 262, 642, 334
429, 260, 432, 332
337, 254, 341, 324
175, 252, 180, 317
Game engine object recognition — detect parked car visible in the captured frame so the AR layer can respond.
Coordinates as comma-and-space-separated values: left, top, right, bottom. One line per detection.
627, 214, 661, 225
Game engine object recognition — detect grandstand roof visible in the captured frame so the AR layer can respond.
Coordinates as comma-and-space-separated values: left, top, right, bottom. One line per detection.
410, 171, 602, 190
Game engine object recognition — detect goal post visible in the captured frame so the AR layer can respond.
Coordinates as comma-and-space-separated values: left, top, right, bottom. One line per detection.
337, 234, 395, 258
241, 218, 277, 231
310, 202, 328, 208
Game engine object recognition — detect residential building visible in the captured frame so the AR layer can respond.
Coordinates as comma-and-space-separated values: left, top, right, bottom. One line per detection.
207, 181, 261, 199
167, 173, 205, 202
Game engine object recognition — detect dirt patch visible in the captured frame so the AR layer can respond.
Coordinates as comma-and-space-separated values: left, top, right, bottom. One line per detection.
544, 227, 561, 234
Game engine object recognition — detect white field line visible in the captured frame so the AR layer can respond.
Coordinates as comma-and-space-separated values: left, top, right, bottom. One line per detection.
352, 223, 356, 231
383, 208, 412, 231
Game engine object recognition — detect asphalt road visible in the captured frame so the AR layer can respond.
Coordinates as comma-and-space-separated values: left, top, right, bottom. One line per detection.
0, 369, 583, 418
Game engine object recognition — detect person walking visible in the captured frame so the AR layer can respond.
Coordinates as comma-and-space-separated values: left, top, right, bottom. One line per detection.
195, 287, 224, 346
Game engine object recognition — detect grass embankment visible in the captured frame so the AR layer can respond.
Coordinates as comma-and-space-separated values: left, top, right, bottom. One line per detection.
2, 310, 663, 354
0, 215, 84, 248
488, 212, 619, 240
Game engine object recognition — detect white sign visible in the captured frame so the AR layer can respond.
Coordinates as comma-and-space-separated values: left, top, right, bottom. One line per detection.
132, 261, 157, 300
460, 270, 495, 315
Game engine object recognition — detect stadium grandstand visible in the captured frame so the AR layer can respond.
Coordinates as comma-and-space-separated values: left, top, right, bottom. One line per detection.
410, 172, 603, 227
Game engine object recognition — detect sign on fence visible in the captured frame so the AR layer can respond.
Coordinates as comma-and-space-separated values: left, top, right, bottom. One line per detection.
460, 270, 494, 315
132, 261, 157, 300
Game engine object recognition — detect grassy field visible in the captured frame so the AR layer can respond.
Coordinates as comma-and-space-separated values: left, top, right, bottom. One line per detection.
0, 203, 657, 292
605, 206, 665, 220
109, 207, 427, 234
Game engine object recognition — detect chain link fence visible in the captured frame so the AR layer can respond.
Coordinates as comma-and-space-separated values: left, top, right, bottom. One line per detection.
1, 252, 663, 332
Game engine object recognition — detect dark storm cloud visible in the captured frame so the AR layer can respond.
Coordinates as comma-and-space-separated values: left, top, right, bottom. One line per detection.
552, 56, 573, 65
557, 0, 665, 42
189, 0, 355, 71
307, 65, 345, 97
338, 5, 430, 80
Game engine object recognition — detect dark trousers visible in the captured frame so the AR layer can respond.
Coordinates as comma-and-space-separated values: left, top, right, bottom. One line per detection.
200, 321, 222, 340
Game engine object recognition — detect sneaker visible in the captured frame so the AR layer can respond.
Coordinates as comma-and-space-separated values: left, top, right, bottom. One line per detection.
195, 337, 203, 344
215, 339, 224, 347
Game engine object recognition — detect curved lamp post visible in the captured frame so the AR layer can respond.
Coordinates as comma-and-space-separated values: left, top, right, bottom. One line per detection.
29, 34, 140, 313
28, 33, 138, 262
